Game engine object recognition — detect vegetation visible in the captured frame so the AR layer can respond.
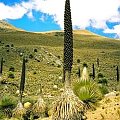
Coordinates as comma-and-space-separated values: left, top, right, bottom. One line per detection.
12, 57, 26, 119
74, 80, 102, 109
0, 94, 17, 118
0, 57, 3, 76
74, 65, 102, 109
92, 64, 95, 80
52, 0, 85, 120
116, 66, 119, 82
77, 59, 81, 78
0, 1, 120, 119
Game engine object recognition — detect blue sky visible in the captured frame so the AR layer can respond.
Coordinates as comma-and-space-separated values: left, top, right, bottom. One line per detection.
0, 0, 120, 39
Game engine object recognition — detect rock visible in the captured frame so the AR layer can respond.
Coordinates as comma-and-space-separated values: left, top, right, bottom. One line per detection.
48, 109, 53, 116
15, 90, 27, 96
59, 88, 64, 92
53, 85, 58, 90
58, 76, 62, 80
55, 60, 62, 66
24, 102, 32, 109
16, 90, 20, 95
19, 53, 23, 56
104, 91, 117, 97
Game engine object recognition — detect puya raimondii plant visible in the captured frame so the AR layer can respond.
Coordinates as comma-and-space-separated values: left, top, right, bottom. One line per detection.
63, 0, 73, 87
92, 63, 95, 80
52, 0, 85, 120
77, 59, 81, 78
116, 66, 119, 82
0, 57, 3, 77
12, 57, 26, 118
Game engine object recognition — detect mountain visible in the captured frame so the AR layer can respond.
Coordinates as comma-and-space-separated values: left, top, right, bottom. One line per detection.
0, 20, 24, 32
0, 21, 120, 116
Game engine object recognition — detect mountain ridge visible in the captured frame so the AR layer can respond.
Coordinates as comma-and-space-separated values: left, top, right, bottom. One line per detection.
0, 20, 24, 32
0, 20, 111, 39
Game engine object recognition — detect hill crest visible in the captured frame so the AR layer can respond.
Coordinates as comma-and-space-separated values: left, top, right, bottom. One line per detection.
0, 20, 24, 32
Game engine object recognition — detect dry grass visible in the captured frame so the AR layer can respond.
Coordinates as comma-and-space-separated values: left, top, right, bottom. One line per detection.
12, 102, 26, 119
32, 95, 47, 118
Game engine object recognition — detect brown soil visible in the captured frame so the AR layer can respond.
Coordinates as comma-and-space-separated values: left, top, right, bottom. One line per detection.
85, 94, 120, 120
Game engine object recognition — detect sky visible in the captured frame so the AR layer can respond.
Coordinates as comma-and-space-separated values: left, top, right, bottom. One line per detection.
0, 0, 120, 39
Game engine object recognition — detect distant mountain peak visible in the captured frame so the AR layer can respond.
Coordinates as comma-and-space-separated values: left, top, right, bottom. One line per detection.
0, 20, 23, 32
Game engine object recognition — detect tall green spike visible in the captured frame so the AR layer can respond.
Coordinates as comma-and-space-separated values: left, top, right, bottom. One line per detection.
20, 57, 26, 102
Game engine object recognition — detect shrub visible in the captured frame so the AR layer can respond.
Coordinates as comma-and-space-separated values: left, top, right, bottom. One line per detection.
25, 58, 28, 63
98, 77, 108, 85
29, 54, 34, 59
0, 110, 4, 119
11, 44, 14, 47
89, 73, 93, 79
34, 49, 37, 52
99, 85, 109, 95
6, 49, 9, 52
57, 55, 60, 59
77, 59, 80, 63
8, 72, 15, 79
5, 45, 10, 47
73, 80, 102, 109
0, 94, 17, 109
9, 66, 15, 72
83, 63, 88, 67
98, 72, 104, 78
33, 71, 37, 74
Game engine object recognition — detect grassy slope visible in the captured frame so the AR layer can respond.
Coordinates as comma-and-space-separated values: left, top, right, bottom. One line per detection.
0, 29, 120, 107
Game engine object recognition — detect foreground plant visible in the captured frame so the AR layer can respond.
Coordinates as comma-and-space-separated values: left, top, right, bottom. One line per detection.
52, 0, 85, 119
0, 94, 17, 118
74, 80, 102, 109
12, 57, 26, 118
74, 66, 102, 109
32, 84, 47, 118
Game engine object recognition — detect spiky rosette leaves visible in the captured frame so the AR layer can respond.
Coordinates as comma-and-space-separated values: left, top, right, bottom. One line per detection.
63, 0, 73, 72
32, 96, 46, 118
73, 80, 102, 110
12, 102, 26, 118
52, 88, 85, 120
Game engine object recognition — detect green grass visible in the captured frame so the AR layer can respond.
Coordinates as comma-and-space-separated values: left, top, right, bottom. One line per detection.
0, 29, 120, 117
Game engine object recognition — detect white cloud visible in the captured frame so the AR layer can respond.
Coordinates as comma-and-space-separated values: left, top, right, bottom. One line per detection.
28, 0, 120, 36
0, 0, 120, 37
0, 3, 27, 20
104, 25, 120, 38
27, 11, 34, 19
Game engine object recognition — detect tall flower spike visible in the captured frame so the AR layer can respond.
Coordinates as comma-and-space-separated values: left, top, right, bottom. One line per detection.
116, 66, 119, 82
20, 57, 26, 102
52, 1, 85, 119
64, 0, 73, 72
0, 57, 3, 76
63, 0, 73, 88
